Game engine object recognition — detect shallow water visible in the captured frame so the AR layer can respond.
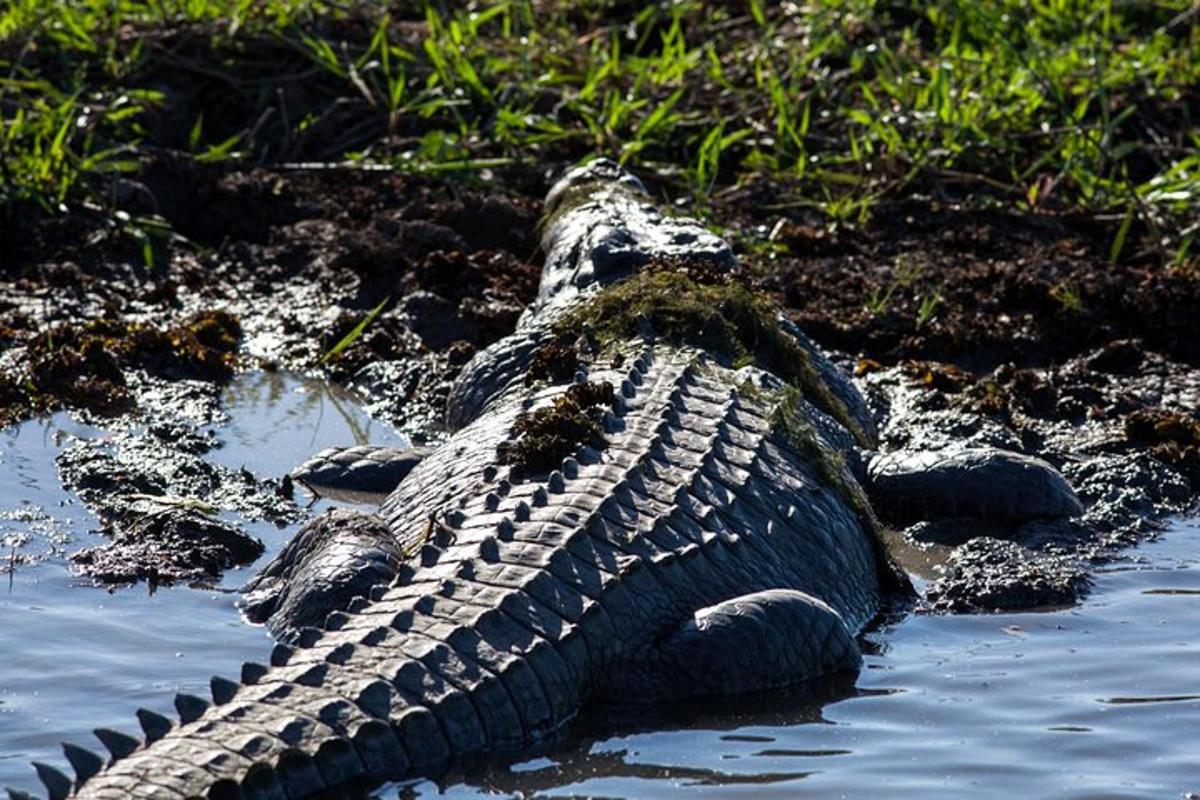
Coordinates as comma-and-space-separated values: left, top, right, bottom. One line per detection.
1, 372, 1197, 798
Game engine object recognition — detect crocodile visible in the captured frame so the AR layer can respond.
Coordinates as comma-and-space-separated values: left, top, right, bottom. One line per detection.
17, 160, 1082, 800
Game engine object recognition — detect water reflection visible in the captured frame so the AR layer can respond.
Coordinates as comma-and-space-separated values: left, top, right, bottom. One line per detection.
459, 677, 865, 796
215, 370, 409, 478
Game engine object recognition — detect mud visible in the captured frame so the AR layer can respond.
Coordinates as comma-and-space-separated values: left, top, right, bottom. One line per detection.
742, 196, 1200, 367
54, 418, 301, 586
862, 340, 1199, 611
1, 165, 543, 584
57, 424, 300, 525
923, 537, 1092, 612
733, 193, 1198, 611
72, 507, 264, 586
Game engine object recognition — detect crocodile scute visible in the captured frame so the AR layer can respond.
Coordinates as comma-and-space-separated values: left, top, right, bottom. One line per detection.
38, 160, 927, 800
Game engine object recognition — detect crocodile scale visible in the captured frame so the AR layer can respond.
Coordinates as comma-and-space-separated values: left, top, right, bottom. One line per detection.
67, 345, 880, 798
31, 160, 893, 800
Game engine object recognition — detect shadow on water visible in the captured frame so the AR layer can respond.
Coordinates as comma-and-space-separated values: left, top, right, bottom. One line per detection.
1, 371, 1198, 799
455, 675, 873, 796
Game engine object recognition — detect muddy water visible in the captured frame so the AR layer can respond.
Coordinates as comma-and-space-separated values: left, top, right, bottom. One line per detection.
1, 373, 1197, 798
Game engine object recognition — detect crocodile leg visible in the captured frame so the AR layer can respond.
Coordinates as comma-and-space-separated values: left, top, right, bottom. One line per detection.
241, 510, 405, 639
863, 447, 1083, 525
608, 589, 862, 701
292, 445, 434, 498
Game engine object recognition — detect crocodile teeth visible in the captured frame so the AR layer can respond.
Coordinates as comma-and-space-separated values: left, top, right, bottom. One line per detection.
136, 708, 172, 743
93, 727, 139, 760
32, 763, 70, 800
61, 742, 104, 783
174, 693, 209, 724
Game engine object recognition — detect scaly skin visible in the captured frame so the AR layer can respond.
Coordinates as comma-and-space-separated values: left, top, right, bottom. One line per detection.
27, 160, 1078, 800
62, 343, 883, 800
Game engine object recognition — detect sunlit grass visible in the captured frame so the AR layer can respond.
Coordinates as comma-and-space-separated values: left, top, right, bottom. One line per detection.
1, 0, 1197, 259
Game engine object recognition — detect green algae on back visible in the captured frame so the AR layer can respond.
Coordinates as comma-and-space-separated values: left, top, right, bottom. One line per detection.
501, 380, 613, 475
524, 334, 580, 387
556, 268, 871, 447
767, 385, 909, 597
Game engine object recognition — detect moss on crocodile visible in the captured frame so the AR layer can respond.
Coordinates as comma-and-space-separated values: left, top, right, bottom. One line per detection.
539, 177, 641, 234
555, 268, 869, 446
524, 333, 580, 386
768, 385, 907, 595
501, 380, 614, 475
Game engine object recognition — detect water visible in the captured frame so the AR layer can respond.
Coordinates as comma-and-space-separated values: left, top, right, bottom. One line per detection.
0, 372, 404, 790
1, 372, 1197, 798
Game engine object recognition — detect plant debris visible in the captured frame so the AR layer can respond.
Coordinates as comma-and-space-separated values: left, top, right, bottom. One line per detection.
0, 311, 241, 426
72, 507, 264, 586
501, 381, 613, 475
525, 335, 580, 386
559, 268, 867, 444
1123, 408, 1200, 488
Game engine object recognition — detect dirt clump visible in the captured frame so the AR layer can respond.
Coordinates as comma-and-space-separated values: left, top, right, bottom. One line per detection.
72, 507, 264, 586
0, 311, 241, 426
525, 335, 580, 386
1123, 409, 1200, 489
924, 537, 1092, 613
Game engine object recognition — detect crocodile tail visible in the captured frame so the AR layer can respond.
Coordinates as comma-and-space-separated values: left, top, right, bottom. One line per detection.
50, 583, 587, 800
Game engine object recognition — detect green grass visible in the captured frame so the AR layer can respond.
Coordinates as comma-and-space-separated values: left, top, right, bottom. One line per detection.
2, 0, 1198, 259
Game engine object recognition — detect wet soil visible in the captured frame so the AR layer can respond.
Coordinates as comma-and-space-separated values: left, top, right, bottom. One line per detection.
1, 162, 1197, 603
0, 163, 544, 585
